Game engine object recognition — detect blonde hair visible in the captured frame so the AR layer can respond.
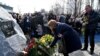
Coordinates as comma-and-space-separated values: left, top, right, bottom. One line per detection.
48, 20, 57, 27
48, 20, 57, 33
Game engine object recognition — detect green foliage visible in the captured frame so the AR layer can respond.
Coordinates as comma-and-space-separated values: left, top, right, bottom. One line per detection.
28, 34, 56, 56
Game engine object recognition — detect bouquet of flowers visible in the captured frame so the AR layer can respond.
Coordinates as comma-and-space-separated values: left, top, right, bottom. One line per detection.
36, 34, 56, 56
25, 34, 56, 56
38, 34, 54, 46
24, 38, 38, 56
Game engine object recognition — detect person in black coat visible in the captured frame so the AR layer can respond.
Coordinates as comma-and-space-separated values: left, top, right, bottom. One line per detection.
31, 13, 44, 38
48, 13, 57, 21
81, 5, 100, 54
47, 20, 82, 56
23, 16, 31, 34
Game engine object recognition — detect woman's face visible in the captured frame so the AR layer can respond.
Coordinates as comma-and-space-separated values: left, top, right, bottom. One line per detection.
49, 23, 56, 33
49, 25, 55, 34
51, 23, 56, 29
48, 20, 57, 32
49, 26, 54, 31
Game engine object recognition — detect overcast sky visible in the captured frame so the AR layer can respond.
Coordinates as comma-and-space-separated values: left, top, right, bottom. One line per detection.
0, 0, 57, 13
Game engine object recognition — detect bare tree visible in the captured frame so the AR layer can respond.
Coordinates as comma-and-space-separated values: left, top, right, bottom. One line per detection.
98, 0, 100, 10
50, 3, 63, 15
74, 0, 77, 18
91, 0, 94, 7
77, 0, 82, 15
66, 0, 82, 17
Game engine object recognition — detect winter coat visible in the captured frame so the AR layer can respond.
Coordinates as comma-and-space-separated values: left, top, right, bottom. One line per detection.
50, 23, 82, 53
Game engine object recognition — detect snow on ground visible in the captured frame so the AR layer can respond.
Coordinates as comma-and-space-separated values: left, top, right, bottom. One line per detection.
53, 34, 100, 56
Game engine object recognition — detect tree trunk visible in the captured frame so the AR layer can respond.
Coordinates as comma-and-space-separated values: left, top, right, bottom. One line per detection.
91, 0, 94, 7
74, 0, 77, 18
98, 0, 100, 9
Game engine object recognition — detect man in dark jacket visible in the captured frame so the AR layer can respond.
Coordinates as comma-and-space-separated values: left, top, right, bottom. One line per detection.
23, 16, 31, 34
31, 12, 44, 38
47, 20, 82, 56
48, 13, 56, 21
81, 5, 99, 54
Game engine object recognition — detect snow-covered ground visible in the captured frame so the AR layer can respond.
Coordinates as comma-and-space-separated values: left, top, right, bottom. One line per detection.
53, 34, 100, 56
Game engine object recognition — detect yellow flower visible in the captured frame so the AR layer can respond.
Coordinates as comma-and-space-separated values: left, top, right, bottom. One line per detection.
41, 39, 45, 43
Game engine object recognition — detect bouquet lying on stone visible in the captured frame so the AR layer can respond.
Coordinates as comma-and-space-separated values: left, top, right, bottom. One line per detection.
24, 34, 56, 56
24, 38, 37, 52
24, 38, 37, 56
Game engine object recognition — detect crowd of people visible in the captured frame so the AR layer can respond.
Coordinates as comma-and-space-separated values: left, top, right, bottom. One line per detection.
10, 12, 73, 36
10, 11, 82, 36
10, 5, 100, 56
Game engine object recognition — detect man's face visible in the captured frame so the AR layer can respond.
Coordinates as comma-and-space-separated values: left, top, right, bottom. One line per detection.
85, 6, 92, 13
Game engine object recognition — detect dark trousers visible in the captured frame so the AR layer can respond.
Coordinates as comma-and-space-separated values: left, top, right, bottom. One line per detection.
63, 53, 69, 56
84, 28, 96, 52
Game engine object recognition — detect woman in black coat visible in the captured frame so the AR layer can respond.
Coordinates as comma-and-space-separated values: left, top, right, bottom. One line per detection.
48, 20, 82, 56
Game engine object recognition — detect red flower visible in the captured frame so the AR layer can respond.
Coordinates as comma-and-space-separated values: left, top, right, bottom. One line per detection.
24, 38, 36, 52
28, 38, 36, 48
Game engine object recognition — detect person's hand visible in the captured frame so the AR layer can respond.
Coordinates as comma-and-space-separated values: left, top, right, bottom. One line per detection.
22, 51, 28, 55
17, 51, 28, 56
58, 34, 62, 37
82, 22, 88, 26
46, 45, 50, 49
